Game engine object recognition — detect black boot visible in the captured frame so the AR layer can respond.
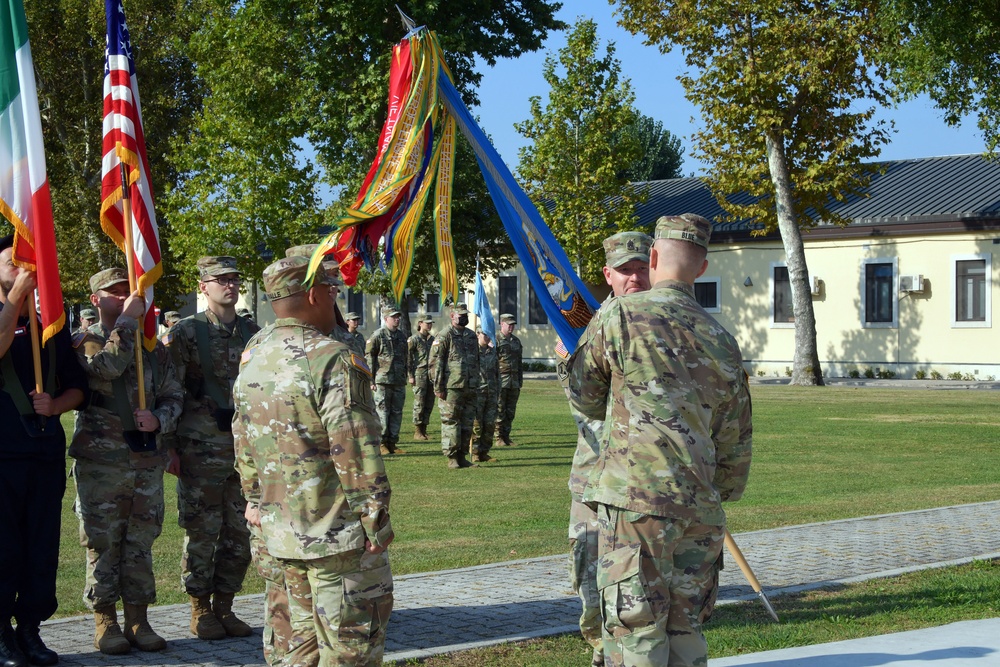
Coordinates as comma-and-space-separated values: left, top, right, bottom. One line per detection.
0, 623, 27, 667
14, 626, 56, 667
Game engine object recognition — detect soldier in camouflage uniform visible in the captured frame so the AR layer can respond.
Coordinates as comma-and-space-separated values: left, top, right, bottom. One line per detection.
556, 231, 652, 667
285, 244, 347, 341
234, 256, 393, 667
165, 257, 260, 641
344, 312, 367, 357
407, 315, 435, 440
76, 307, 97, 334
71, 268, 184, 655
430, 303, 479, 469
494, 313, 523, 446
568, 215, 752, 667
471, 327, 498, 463
367, 308, 408, 455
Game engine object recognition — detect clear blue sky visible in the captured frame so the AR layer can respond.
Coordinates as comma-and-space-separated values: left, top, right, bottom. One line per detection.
472, 1, 987, 177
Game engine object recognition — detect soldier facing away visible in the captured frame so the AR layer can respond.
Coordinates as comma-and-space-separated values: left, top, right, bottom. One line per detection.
407, 315, 435, 440
71, 268, 184, 655
234, 256, 393, 667
367, 307, 408, 455
165, 256, 260, 641
430, 303, 479, 469
494, 313, 523, 446
567, 214, 752, 667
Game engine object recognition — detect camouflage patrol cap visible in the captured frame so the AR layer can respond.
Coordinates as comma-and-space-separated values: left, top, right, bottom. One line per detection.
163, 310, 181, 324
197, 256, 242, 278
603, 231, 652, 269
344, 311, 361, 321
418, 314, 435, 325
262, 256, 335, 301
385, 307, 402, 318
654, 213, 712, 249
452, 303, 469, 316
284, 244, 344, 287
499, 313, 516, 324
89, 267, 129, 294
79, 307, 98, 320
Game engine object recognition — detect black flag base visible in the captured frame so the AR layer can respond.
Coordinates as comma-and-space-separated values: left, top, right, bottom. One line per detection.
124, 430, 157, 453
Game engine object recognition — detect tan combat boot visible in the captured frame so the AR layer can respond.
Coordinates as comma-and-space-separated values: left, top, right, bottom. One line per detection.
122, 603, 166, 651
212, 592, 253, 637
413, 424, 429, 440
189, 595, 226, 640
93, 604, 131, 655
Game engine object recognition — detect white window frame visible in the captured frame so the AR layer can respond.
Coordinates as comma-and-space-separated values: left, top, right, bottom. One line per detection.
860, 256, 898, 329
769, 262, 794, 329
694, 277, 722, 314
952, 253, 991, 328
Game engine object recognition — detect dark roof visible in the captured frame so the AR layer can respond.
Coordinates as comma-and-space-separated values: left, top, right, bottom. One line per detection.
631, 154, 1000, 236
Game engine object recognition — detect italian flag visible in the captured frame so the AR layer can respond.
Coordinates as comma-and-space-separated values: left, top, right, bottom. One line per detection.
0, 0, 64, 344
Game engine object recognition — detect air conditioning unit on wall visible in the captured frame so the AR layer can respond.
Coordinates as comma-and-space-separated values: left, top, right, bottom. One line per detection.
899, 274, 925, 292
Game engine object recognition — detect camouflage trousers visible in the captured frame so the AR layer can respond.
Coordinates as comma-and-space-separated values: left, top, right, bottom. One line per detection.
411, 372, 434, 427
73, 460, 164, 608
568, 498, 602, 654
495, 386, 521, 441
281, 549, 393, 667
250, 527, 291, 667
176, 437, 252, 596
595, 504, 724, 667
471, 386, 498, 455
438, 387, 477, 459
374, 384, 405, 446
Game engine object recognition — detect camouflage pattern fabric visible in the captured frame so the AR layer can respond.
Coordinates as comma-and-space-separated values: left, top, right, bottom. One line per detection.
430, 325, 479, 459
366, 326, 408, 386
282, 550, 392, 667
408, 332, 434, 427
374, 384, 406, 447
568, 498, 602, 653
595, 505, 724, 667
495, 331, 523, 442
249, 527, 290, 666
472, 343, 498, 456
73, 462, 165, 609
346, 330, 366, 358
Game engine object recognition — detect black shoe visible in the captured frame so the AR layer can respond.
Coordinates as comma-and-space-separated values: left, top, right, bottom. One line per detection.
0, 623, 27, 667
14, 627, 57, 667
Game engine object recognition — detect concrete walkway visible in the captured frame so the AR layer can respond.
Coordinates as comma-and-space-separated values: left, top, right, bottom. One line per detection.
37, 500, 1000, 666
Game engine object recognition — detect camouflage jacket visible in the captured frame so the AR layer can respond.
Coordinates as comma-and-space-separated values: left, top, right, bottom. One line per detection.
233, 317, 393, 560
496, 332, 523, 389
345, 330, 366, 357
166, 309, 260, 445
70, 319, 184, 468
407, 332, 433, 382
366, 326, 408, 386
430, 325, 479, 392
556, 340, 603, 501
477, 344, 499, 393
567, 279, 753, 524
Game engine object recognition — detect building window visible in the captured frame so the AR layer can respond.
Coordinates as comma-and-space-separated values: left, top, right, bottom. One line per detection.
861, 258, 897, 328
694, 278, 721, 313
347, 288, 364, 325
953, 254, 991, 327
771, 264, 794, 326
528, 284, 548, 325
498, 275, 518, 320
425, 292, 440, 313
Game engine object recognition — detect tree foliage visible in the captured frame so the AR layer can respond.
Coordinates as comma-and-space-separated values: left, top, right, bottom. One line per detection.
619, 114, 684, 182
614, 0, 893, 385
515, 18, 645, 284
879, 0, 1000, 153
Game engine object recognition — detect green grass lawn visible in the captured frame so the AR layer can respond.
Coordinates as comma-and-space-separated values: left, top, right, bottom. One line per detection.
53, 383, 1000, 618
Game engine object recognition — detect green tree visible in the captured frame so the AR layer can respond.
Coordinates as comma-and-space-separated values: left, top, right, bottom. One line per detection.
879, 0, 1000, 153
619, 114, 684, 182
515, 17, 645, 285
614, 0, 893, 385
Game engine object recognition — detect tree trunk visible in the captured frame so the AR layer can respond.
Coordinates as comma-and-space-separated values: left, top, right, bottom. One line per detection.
764, 130, 824, 386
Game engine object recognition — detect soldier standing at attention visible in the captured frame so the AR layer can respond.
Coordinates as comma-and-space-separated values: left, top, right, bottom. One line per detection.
494, 313, 523, 446
430, 303, 479, 469
71, 268, 184, 655
166, 256, 260, 641
407, 315, 435, 441
367, 307, 408, 455
344, 312, 366, 357
471, 327, 498, 463
568, 215, 752, 667
234, 256, 393, 667
0, 235, 87, 667
76, 307, 98, 334
556, 231, 652, 667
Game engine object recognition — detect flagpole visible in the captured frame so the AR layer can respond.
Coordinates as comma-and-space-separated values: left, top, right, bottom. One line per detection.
470, 255, 480, 333
119, 162, 147, 410
27, 297, 43, 394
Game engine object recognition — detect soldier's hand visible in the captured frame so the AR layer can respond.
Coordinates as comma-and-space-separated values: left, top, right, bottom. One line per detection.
408, 377, 415, 385
29, 390, 54, 416
245, 504, 261, 528
134, 409, 160, 432
121, 292, 145, 320
365, 535, 393, 554
435, 391, 445, 399
166, 449, 181, 476
10, 271, 37, 304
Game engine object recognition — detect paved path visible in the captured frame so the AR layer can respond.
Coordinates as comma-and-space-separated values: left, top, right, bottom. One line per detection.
38, 501, 1000, 666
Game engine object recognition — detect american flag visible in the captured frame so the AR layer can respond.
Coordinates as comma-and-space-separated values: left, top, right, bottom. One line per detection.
100, 0, 162, 349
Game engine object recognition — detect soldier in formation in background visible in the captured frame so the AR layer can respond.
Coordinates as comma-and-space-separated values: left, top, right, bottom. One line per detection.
471, 327, 498, 463
344, 312, 366, 357
367, 307, 408, 455
431, 303, 479, 469
495, 313, 523, 446
408, 315, 435, 441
